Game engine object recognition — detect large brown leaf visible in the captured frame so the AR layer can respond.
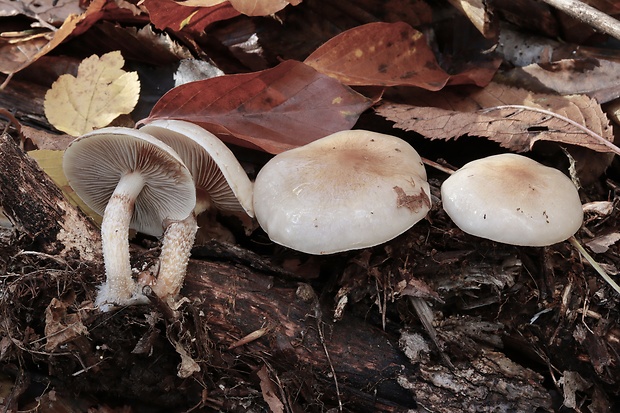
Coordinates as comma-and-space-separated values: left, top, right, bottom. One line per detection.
304, 21, 499, 90
142, 60, 374, 153
143, 0, 239, 34
375, 82, 618, 155
304, 22, 451, 90
176, 0, 301, 16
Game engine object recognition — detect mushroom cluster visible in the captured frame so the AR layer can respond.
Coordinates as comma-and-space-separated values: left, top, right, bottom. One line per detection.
67, 117, 608, 312
63, 121, 254, 310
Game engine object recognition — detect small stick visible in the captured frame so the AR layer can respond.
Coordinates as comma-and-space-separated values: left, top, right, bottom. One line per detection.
569, 236, 620, 295
540, 0, 620, 42
421, 157, 456, 175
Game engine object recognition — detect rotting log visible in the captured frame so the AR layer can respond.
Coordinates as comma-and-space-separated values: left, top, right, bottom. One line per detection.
0, 129, 554, 412
0, 132, 101, 262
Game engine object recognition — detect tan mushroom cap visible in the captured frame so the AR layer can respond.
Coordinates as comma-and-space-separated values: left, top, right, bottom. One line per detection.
139, 119, 254, 217
63, 127, 196, 237
253, 130, 432, 254
441, 153, 583, 246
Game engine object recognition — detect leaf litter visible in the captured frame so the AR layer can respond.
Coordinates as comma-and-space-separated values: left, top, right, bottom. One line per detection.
143, 59, 374, 153
376, 81, 619, 155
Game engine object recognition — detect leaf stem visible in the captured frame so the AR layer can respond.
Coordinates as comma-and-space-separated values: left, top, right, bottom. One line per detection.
421, 157, 456, 175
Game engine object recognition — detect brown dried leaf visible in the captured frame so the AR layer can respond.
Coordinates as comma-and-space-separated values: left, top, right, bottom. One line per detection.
500, 59, 620, 105
0, 36, 50, 75
304, 22, 451, 90
447, 0, 498, 38
228, 0, 301, 16
93, 23, 194, 65
44, 298, 88, 352
257, 365, 285, 413
143, 0, 240, 34
376, 82, 618, 154
143, 60, 373, 154
0, 0, 109, 77
0, 0, 83, 24
172, 340, 201, 378
586, 232, 620, 254
177, 0, 300, 16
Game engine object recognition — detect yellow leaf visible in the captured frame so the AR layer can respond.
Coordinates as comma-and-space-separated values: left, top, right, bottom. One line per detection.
28, 149, 102, 226
44, 51, 140, 136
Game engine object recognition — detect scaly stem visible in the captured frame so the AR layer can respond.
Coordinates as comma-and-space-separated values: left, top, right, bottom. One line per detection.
569, 236, 620, 295
152, 213, 198, 304
97, 172, 145, 311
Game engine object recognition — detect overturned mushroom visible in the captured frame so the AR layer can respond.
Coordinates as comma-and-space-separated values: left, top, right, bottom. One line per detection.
63, 128, 196, 311
252, 129, 431, 254
139, 119, 254, 300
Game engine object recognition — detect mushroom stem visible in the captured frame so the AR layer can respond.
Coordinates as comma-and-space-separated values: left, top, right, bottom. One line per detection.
568, 236, 620, 295
96, 172, 145, 309
152, 213, 199, 302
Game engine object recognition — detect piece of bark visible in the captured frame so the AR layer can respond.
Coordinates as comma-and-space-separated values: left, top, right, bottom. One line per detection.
0, 131, 101, 262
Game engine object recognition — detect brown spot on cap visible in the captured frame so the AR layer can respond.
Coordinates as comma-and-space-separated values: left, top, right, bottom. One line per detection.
394, 185, 431, 213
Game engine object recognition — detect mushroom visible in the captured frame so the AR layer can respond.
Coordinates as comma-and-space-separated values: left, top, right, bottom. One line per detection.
63, 128, 196, 311
440, 153, 583, 246
139, 119, 254, 299
440, 153, 620, 295
252, 129, 432, 254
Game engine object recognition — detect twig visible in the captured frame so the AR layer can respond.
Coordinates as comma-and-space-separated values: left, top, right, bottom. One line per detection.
408, 297, 454, 369
311, 302, 343, 412
421, 157, 456, 175
13, 250, 69, 268
540, 0, 620, 42
481, 105, 620, 157
227, 326, 270, 350
568, 236, 620, 295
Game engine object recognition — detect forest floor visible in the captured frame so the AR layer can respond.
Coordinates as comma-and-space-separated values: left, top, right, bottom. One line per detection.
1, 0, 620, 412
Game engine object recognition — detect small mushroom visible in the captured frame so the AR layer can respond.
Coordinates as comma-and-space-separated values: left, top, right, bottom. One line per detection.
252, 129, 431, 254
139, 119, 254, 299
63, 128, 196, 311
440, 153, 583, 246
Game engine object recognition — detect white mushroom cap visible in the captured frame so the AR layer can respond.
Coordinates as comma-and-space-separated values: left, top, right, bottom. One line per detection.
139, 119, 254, 217
253, 130, 431, 255
63, 127, 197, 237
441, 153, 583, 247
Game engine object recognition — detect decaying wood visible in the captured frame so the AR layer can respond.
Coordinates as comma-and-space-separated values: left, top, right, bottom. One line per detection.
0, 132, 101, 262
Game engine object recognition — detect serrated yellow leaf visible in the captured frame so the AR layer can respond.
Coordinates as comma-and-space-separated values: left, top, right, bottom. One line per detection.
28, 149, 102, 226
44, 51, 141, 136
